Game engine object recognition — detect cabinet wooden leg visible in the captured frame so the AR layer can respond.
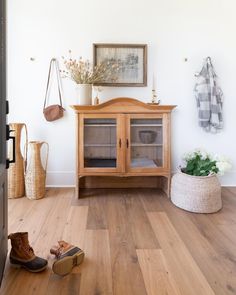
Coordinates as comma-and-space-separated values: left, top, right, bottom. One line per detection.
167, 176, 171, 198
76, 176, 80, 199
160, 176, 171, 198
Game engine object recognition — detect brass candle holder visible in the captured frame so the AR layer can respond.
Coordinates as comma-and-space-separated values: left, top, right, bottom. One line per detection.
151, 89, 160, 104
93, 86, 103, 105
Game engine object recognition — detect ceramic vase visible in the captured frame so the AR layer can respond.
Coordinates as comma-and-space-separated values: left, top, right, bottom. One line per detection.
76, 84, 92, 105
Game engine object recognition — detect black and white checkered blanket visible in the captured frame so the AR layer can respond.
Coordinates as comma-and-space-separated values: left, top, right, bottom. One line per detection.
194, 58, 223, 133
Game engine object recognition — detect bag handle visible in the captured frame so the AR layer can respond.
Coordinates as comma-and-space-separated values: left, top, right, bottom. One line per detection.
54, 58, 63, 105
43, 58, 63, 110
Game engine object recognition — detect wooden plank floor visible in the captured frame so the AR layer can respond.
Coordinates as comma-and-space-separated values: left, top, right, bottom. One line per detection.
1, 187, 236, 295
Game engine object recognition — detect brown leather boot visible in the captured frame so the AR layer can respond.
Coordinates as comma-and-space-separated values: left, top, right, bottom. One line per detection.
50, 240, 84, 276
8, 232, 48, 272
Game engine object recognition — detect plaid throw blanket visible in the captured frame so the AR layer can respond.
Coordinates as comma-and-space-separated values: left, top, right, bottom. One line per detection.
194, 58, 223, 132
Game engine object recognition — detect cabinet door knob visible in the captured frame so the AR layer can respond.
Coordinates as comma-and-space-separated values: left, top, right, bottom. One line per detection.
126, 139, 129, 148
119, 139, 122, 148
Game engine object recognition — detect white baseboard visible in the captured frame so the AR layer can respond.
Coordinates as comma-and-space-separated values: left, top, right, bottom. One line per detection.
46, 171, 75, 187
218, 170, 236, 186
46, 170, 236, 187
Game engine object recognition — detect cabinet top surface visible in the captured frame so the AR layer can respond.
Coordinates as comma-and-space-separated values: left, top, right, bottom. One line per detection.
71, 97, 176, 114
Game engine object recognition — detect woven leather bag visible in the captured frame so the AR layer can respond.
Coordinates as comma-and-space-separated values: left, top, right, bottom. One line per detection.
43, 58, 65, 122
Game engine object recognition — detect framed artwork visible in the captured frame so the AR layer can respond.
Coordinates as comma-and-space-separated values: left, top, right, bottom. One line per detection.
93, 43, 147, 87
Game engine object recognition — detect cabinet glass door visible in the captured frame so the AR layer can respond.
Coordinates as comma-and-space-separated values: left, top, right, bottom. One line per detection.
127, 116, 164, 171
81, 115, 122, 172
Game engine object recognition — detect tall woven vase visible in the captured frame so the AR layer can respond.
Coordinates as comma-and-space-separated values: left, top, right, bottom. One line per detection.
25, 141, 49, 200
8, 123, 28, 199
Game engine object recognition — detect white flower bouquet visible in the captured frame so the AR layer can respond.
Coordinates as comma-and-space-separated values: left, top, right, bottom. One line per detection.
182, 149, 232, 176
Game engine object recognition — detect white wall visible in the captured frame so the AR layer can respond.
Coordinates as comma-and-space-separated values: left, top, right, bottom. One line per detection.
7, 0, 236, 186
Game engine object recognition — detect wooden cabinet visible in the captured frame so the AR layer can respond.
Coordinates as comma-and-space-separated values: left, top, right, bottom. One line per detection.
71, 98, 176, 198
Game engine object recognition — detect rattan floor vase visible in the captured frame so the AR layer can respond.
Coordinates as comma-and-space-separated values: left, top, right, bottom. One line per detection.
25, 141, 49, 200
8, 123, 28, 199
171, 171, 222, 213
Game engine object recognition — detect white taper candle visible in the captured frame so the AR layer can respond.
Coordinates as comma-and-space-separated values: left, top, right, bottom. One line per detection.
152, 73, 156, 90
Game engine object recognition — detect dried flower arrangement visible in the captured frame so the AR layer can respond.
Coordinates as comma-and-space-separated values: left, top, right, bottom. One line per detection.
61, 50, 119, 84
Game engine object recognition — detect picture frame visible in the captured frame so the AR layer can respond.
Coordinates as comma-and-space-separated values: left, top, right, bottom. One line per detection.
93, 43, 147, 87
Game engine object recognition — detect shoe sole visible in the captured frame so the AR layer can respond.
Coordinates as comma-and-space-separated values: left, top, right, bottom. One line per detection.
52, 251, 85, 276
10, 263, 48, 273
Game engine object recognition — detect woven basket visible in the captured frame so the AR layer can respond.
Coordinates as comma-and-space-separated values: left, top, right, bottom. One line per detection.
171, 170, 222, 213
25, 141, 49, 200
8, 123, 28, 199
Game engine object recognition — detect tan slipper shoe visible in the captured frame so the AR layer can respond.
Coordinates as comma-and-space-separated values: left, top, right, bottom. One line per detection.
52, 248, 85, 276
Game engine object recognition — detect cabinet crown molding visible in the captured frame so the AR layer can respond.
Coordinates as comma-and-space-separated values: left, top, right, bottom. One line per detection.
71, 97, 177, 114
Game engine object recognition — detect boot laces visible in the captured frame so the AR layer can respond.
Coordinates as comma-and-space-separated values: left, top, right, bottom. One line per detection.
57, 245, 65, 258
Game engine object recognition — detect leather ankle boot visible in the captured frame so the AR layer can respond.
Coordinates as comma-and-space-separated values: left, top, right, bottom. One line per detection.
50, 240, 84, 276
8, 232, 48, 272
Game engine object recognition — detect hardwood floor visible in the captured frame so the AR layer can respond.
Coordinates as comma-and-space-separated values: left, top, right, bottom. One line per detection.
1, 187, 236, 295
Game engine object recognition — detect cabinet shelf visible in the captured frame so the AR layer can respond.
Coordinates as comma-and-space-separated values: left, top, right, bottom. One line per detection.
85, 158, 116, 168
85, 124, 116, 127
131, 124, 162, 127
84, 144, 116, 147
131, 143, 163, 147
131, 158, 159, 168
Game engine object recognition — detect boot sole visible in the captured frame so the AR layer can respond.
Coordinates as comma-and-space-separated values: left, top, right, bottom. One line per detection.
52, 251, 85, 276
10, 263, 47, 273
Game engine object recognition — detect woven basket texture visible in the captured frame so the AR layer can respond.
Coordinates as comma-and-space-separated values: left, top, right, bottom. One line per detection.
25, 141, 48, 200
171, 171, 222, 213
8, 123, 28, 199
